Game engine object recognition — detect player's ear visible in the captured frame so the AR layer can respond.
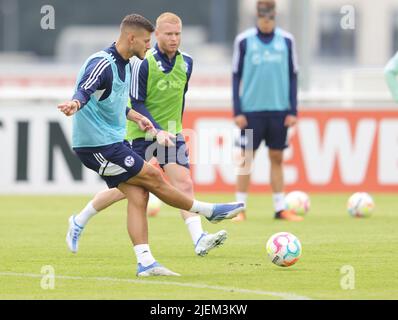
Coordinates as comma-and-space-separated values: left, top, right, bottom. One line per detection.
128, 32, 135, 45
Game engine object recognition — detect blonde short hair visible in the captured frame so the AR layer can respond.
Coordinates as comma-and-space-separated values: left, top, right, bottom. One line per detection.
156, 12, 182, 28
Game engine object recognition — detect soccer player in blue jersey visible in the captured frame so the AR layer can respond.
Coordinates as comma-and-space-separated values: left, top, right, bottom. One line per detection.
385, 51, 398, 103
68, 12, 228, 258
232, 0, 302, 222
58, 14, 244, 277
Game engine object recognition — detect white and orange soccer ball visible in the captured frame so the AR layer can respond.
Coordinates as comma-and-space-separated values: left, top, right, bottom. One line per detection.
266, 232, 302, 267
347, 192, 375, 218
285, 191, 310, 216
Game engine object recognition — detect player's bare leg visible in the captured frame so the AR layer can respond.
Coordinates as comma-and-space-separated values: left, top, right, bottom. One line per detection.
269, 149, 303, 221
145, 158, 162, 217
269, 149, 284, 193
117, 182, 180, 276
117, 184, 149, 245
164, 164, 227, 256
233, 149, 255, 221
69, 188, 125, 232
125, 162, 244, 221
92, 188, 125, 211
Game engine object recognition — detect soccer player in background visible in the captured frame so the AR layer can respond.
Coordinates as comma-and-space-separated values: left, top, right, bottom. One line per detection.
58, 14, 244, 276
69, 12, 228, 257
384, 51, 398, 103
232, 0, 302, 222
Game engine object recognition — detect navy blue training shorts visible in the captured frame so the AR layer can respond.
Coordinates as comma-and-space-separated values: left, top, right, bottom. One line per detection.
236, 115, 289, 151
131, 133, 190, 170
74, 141, 145, 188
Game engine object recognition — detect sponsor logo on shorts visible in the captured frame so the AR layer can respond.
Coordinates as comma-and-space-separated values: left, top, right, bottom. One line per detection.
124, 156, 135, 167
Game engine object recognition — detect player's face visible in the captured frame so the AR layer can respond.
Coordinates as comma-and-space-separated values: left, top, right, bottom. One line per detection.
130, 29, 152, 60
257, 0, 276, 33
156, 22, 182, 56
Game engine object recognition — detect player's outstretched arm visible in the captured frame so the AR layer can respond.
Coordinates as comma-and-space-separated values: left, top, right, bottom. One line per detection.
58, 99, 80, 116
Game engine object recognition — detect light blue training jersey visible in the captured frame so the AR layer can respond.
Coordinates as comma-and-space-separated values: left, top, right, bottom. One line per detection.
72, 51, 131, 148
241, 27, 290, 113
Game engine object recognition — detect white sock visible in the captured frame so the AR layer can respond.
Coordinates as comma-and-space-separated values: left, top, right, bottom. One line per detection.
236, 192, 248, 207
134, 244, 156, 267
74, 201, 98, 227
185, 216, 204, 245
273, 193, 286, 212
189, 200, 213, 218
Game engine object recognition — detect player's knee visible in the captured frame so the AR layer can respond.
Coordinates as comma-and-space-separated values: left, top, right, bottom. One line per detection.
145, 166, 163, 189
123, 186, 149, 207
173, 176, 194, 195
269, 150, 283, 165
236, 150, 254, 168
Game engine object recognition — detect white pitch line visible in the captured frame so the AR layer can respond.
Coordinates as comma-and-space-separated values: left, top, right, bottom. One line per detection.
0, 272, 311, 300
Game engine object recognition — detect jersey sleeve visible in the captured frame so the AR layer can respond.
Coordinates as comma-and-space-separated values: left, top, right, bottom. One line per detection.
232, 36, 247, 116
129, 58, 162, 130
182, 53, 193, 97
130, 57, 148, 102
72, 57, 113, 108
285, 35, 299, 116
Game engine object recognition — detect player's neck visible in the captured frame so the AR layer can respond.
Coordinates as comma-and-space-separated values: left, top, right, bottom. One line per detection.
158, 45, 177, 61
115, 40, 131, 61
257, 22, 275, 35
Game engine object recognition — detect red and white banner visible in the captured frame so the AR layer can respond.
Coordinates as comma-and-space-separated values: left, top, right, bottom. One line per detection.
183, 109, 398, 192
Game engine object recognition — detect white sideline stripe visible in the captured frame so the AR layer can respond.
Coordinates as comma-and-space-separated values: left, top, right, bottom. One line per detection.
0, 272, 311, 300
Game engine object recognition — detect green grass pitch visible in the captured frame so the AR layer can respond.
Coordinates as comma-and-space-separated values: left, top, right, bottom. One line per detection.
0, 193, 397, 300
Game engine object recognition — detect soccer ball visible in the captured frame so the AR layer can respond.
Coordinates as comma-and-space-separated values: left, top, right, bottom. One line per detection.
347, 192, 374, 218
285, 191, 310, 215
266, 232, 302, 267
147, 193, 162, 217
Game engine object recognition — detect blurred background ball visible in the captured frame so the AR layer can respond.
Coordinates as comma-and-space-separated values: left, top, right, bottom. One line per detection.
347, 192, 375, 218
285, 191, 311, 216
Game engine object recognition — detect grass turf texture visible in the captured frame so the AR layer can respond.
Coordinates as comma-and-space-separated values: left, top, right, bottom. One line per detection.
0, 193, 397, 300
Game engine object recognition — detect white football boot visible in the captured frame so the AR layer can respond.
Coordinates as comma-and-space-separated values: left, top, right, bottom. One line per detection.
195, 230, 228, 256
66, 215, 84, 253
136, 262, 181, 277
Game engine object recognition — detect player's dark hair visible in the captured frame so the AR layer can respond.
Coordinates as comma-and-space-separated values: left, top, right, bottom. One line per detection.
121, 14, 155, 32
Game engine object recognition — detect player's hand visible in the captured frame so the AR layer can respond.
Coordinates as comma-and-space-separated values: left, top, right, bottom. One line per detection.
156, 130, 176, 147
234, 115, 248, 130
137, 116, 156, 133
57, 100, 80, 116
284, 115, 297, 127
